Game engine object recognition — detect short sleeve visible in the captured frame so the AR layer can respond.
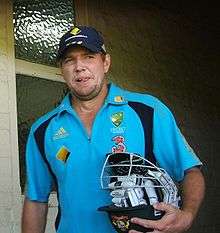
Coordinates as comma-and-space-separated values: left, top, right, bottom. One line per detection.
153, 100, 202, 182
25, 127, 53, 202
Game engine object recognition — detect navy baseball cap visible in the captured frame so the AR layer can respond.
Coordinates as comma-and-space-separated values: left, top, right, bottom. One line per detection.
57, 26, 106, 60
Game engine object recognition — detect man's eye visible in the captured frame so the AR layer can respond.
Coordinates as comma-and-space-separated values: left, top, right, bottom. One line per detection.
64, 58, 72, 63
85, 55, 95, 59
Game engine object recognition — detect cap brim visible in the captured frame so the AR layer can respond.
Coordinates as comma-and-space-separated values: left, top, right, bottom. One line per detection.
98, 204, 163, 220
98, 204, 152, 213
57, 41, 105, 61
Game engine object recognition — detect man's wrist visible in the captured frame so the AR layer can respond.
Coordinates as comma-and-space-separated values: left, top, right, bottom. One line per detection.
181, 208, 195, 229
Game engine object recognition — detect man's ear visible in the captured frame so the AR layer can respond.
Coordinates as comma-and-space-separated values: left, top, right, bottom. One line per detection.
104, 54, 111, 73
58, 62, 65, 82
58, 60, 64, 74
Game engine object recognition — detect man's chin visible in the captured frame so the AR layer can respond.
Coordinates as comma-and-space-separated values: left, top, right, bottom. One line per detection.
70, 80, 107, 101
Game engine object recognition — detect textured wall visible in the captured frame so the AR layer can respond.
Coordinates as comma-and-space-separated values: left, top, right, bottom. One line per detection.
86, 1, 220, 232
0, 0, 22, 232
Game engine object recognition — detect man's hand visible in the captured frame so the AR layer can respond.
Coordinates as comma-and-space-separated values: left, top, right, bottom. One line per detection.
129, 202, 193, 233
129, 168, 205, 233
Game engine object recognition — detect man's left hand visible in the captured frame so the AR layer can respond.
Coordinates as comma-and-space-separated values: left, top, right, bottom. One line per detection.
129, 202, 193, 233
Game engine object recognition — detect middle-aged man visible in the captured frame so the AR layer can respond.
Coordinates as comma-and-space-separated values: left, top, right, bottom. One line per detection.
22, 25, 205, 233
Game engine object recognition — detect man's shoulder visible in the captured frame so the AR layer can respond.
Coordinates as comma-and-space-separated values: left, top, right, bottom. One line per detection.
110, 84, 172, 115
30, 94, 71, 133
123, 88, 162, 109
118, 87, 173, 118
31, 107, 60, 133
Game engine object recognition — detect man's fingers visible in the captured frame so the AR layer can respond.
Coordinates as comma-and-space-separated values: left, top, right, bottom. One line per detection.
130, 203, 178, 232
129, 230, 160, 233
128, 230, 141, 233
153, 202, 176, 212
131, 217, 160, 229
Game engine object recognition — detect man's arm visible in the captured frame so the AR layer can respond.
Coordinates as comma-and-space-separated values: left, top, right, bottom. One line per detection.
22, 198, 48, 233
129, 167, 205, 233
180, 167, 205, 220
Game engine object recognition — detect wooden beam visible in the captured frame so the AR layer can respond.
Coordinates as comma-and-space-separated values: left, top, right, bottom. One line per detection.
15, 59, 64, 82
74, 0, 89, 26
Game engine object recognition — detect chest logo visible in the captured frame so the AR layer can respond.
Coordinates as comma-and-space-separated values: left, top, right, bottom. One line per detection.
56, 146, 70, 163
53, 127, 69, 140
111, 112, 124, 127
112, 136, 126, 153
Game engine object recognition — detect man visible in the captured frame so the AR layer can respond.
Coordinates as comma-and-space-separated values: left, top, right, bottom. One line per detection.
22, 26, 205, 233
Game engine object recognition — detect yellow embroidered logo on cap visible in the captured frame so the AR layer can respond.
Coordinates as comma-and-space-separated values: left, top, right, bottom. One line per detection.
56, 146, 70, 163
70, 27, 81, 35
114, 96, 123, 103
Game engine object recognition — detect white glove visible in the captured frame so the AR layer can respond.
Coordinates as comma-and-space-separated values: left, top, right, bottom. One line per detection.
109, 181, 147, 207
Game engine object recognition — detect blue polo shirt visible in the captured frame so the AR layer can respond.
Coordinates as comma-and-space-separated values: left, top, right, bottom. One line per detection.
25, 83, 202, 233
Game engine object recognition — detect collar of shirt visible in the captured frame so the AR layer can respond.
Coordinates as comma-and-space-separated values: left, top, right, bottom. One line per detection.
105, 83, 127, 105
56, 83, 128, 118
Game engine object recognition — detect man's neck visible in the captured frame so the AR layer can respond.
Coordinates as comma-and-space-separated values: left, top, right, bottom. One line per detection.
71, 85, 108, 136
72, 85, 108, 114
73, 98, 103, 114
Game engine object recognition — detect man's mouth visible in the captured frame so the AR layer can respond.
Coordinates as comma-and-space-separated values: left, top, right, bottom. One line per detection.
75, 77, 90, 82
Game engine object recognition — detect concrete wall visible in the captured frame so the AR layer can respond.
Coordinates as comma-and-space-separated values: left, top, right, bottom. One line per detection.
86, 1, 219, 232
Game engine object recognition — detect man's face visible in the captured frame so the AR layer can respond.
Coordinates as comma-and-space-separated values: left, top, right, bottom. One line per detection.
60, 46, 111, 101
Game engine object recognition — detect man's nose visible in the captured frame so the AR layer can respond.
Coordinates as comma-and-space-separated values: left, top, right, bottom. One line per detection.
74, 59, 85, 72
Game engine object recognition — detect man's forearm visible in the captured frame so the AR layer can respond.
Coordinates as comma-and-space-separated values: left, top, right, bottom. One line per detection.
181, 167, 205, 219
22, 198, 48, 233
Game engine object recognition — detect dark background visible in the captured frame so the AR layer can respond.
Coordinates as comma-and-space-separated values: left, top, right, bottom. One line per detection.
86, 1, 219, 232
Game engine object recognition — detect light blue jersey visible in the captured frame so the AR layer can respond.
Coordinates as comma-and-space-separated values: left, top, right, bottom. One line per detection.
25, 83, 202, 233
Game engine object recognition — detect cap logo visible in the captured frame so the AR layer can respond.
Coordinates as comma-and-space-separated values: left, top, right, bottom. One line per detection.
111, 215, 130, 232
70, 27, 81, 35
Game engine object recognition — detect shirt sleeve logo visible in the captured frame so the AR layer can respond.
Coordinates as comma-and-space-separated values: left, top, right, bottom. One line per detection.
180, 132, 196, 154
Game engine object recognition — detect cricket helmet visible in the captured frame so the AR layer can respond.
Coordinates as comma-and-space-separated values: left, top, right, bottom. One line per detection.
98, 152, 180, 233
